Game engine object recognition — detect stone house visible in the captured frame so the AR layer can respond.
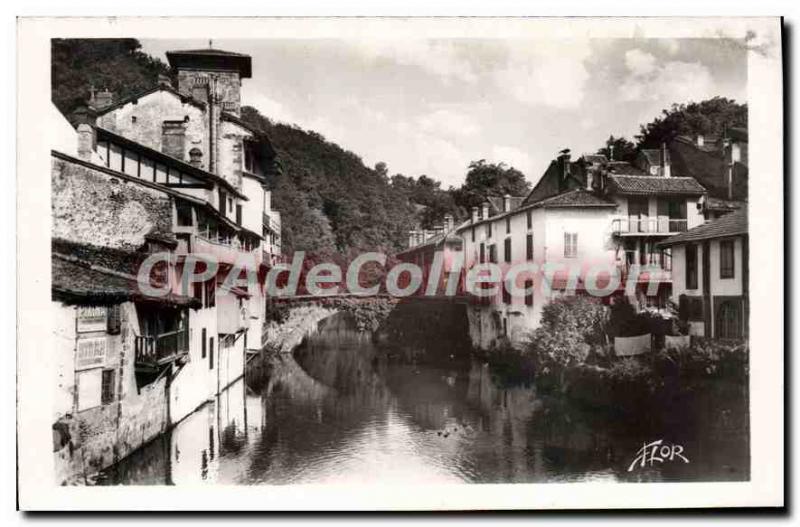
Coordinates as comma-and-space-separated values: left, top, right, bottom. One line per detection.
50, 45, 283, 482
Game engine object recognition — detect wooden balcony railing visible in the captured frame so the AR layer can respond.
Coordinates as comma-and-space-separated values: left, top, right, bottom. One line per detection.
135, 328, 189, 366
612, 218, 688, 235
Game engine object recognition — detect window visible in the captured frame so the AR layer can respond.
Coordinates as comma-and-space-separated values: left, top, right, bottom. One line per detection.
201, 328, 207, 359
502, 282, 512, 304
564, 232, 578, 258
101, 369, 115, 405
236, 204, 243, 226
228, 197, 234, 215
526, 210, 532, 230
176, 201, 194, 227
524, 279, 534, 306
505, 217, 511, 234
488, 244, 497, 264
205, 280, 216, 308
471, 227, 475, 242
219, 190, 227, 216
686, 243, 698, 290
479, 243, 485, 264
526, 234, 533, 261
720, 240, 735, 279
208, 337, 214, 370
504, 238, 512, 263
106, 304, 121, 335
486, 222, 492, 238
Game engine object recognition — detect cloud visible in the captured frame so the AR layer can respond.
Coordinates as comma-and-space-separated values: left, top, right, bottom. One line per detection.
489, 145, 534, 177
358, 40, 478, 83
241, 87, 297, 125
418, 109, 480, 138
657, 39, 681, 56
619, 60, 716, 103
624, 49, 657, 77
493, 41, 592, 109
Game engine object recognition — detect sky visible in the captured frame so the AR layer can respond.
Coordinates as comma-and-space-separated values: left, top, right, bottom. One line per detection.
141, 38, 747, 189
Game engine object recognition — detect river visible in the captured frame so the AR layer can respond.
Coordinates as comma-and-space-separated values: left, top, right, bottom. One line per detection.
97, 313, 749, 485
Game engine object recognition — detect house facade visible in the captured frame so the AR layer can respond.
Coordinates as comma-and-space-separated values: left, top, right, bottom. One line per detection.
659, 207, 749, 339
403, 145, 710, 350
51, 46, 282, 483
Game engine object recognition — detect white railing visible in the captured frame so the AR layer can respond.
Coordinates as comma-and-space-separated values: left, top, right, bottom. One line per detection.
612, 217, 688, 235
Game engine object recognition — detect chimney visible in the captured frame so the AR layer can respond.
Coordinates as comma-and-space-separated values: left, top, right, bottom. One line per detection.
70, 104, 97, 127
162, 120, 186, 160
661, 142, 671, 178
91, 88, 113, 110
503, 194, 511, 213
471, 207, 479, 223
481, 202, 489, 220
408, 229, 417, 248
444, 214, 454, 232
189, 147, 204, 168
76, 124, 96, 162
608, 144, 615, 161
557, 149, 571, 191
696, 134, 704, 147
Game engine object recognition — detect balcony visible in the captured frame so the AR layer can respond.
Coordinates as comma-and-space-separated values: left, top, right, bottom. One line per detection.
175, 230, 261, 268
135, 328, 189, 368
612, 217, 688, 236
616, 258, 673, 284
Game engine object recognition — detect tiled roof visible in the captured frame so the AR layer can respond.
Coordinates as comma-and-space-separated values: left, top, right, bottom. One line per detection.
727, 127, 748, 142
606, 161, 648, 176
166, 48, 249, 57
166, 48, 252, 78
706, 196, 745, 212
640, 149, 661, 166
659, 208, 748, 247
531, 189, 617, 208
93, 84, 206, 115
582, 154, 608, 165
608, 175, 706, 196
52, 242, 200, 307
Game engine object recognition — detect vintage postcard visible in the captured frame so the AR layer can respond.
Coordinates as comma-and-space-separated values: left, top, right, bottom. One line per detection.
16, 16, 783, 510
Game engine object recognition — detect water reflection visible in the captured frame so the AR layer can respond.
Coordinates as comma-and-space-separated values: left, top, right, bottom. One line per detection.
100, 313, 748, 485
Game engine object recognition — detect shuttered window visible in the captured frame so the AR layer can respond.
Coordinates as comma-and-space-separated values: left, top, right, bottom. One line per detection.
526, 234, 533, 260
720, 240, 735, 279
525, 279, 534, 306
106, 304, 121, 335
564, 232, 578, 258
101, 369, 115, 405
686, 243, 698, 289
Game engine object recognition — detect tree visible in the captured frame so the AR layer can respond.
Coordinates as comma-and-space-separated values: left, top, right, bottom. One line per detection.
51, 39, 173, 115
635, 97, 747, 149
597, 135, 637, 162
454, 160, 531, 212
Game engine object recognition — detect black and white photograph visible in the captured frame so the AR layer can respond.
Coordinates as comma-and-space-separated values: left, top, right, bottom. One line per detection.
14, 15, 784, 511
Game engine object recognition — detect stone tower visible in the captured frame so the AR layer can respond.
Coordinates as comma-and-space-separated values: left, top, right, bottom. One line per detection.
166, 47, 252, 179
166, 47, 252, 116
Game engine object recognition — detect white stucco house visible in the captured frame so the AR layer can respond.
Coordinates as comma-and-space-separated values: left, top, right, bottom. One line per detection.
659, 207, 748, 339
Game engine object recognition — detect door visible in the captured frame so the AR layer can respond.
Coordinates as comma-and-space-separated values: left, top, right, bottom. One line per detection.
628, 197, 648, 233
715, 297, 743, 339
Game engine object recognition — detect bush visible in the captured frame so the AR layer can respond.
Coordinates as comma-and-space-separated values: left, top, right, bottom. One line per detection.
525, 296, 608, 391
651, 338, 748, 382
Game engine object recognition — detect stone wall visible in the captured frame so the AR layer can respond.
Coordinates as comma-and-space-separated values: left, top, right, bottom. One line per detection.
52, 155, 174, 250
262, 305, 340, 354
52, 301, 170, 485
98, 90, 209, 168
53, 374, 168, 485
